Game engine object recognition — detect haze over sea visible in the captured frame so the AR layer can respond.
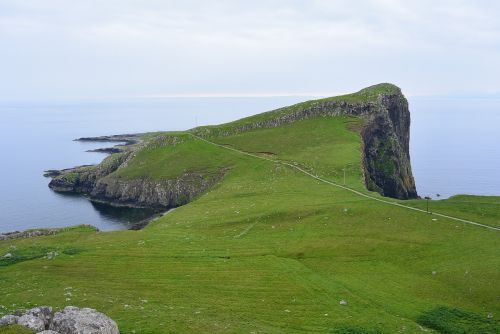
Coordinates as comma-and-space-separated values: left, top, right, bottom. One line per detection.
0, 96, 499, 233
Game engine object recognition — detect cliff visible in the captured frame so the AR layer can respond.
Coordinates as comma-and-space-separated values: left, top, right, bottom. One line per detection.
47, 83, 418, 211
194, 83, 418, 199
47, 135, 224, 209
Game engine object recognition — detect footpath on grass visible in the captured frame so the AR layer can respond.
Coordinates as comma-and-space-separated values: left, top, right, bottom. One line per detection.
191, 134, 500, 232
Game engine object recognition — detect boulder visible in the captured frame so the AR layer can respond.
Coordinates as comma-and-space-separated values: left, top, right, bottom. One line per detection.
37, 331, 60, 334
18, 314, 46, 332
50, 306, 119, 334
0, 314, 19, 325
27, 306, 53, 327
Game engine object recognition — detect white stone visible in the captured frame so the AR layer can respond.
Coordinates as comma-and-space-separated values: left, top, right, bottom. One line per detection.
50, 306, 119, 334
0, 314, 19, 325
18, 314, 46, 332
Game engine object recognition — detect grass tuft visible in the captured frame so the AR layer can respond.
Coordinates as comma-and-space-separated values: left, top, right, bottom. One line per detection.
417, 306, 500, 334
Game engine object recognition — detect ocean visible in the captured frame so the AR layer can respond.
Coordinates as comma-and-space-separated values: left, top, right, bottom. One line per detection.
1, 96, 499, 232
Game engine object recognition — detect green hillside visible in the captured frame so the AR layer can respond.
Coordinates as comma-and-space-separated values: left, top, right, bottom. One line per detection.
1, 87, 499, 333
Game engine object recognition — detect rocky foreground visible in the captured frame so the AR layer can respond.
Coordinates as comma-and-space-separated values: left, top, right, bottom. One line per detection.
0, 306, 118, 334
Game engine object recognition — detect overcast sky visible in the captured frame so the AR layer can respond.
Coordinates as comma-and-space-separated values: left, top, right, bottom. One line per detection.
1, 0, 499, 101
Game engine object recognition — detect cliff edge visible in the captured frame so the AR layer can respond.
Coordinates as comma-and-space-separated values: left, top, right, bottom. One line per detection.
193, 83, 418, 199
47, 83, 418, 211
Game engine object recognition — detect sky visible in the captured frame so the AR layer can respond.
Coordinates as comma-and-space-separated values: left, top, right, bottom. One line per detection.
1, 0, 499, 101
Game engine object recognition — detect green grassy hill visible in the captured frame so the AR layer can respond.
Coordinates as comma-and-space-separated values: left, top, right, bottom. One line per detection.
1, 85, 499, 333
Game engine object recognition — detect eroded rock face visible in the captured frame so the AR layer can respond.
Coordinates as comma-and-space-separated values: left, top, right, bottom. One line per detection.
194, 83, 418, 199
0, 315, 19, 325
47, 84, 418, 203
49, 306, 119, 334
361, 94, 418, 199
18, 314, 45, 332
47, 135, 223, 211
27, 306, 53, 327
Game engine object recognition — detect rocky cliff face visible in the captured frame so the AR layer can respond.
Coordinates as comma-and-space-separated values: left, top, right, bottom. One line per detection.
194, 83, 418, 199
48, 138, 223, 210
48, 83, 417, 211
361, 93, 417, 199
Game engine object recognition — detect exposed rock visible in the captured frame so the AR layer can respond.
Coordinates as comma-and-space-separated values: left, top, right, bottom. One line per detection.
361, 93, 418, 199
46, 84, 417, 210
1, 306, 118, 334
339, 300, 348, 306
0, 315, 18, 325
194, 83, 418, 199
86, 147, 123, 154
75, 134, 141, 146
18, 314, 45, 332
48, 144, 224, 210
27, 306, 53, 327
50, 306, 119, 334
3, 253, 12, 258
0, 229, 60, 241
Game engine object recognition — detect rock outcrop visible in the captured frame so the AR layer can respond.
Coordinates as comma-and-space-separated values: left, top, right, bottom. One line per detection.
46, 83, 417, 208
0, 229, 60, 241
50, 306, 119, 334
47, 135, 223, 210
194, 83, 418, 199
361, 92, 417, 199
0, 306, 118, 334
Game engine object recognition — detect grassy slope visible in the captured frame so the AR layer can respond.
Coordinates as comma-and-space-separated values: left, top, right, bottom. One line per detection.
1, 91, 499, 333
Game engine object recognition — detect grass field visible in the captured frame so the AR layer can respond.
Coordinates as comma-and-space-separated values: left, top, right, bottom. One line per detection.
1, 93, 499, 333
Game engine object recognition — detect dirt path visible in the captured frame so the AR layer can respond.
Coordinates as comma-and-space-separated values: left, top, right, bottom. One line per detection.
191, 134, 500, 232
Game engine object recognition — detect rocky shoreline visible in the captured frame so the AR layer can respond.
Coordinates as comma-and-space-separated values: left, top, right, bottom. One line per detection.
0, 229, 61, 241
44, 134, 217, 228
44, 85, 418, 231
74, 133, 142, 145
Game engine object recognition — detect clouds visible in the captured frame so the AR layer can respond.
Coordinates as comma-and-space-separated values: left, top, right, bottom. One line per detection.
0, 0, 499, 100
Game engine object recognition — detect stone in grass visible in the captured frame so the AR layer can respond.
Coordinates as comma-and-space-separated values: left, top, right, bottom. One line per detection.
50, 306, 119, 334
18, 314, 46, 332
27, 306, 53, 327
0, 314, 19, 325
339, 300, 348, 306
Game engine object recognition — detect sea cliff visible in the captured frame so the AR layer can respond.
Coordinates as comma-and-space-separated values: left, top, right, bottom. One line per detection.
47, 83, 418, 212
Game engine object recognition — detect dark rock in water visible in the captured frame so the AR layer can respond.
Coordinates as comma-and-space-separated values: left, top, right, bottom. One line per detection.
43, 170, 62, 177
50, 306, 119, 334
44, 165, 95, 178
48, 142, 224, 210
75, 134, 141, 146
86, 147, 123, 154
